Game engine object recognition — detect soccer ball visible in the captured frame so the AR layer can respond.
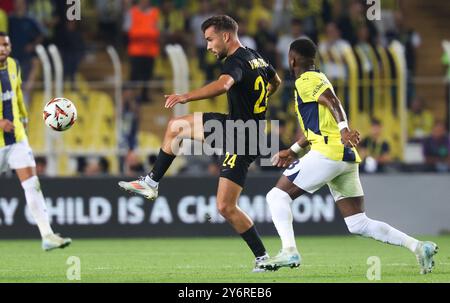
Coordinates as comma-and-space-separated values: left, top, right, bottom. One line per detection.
43, 97, 77, 131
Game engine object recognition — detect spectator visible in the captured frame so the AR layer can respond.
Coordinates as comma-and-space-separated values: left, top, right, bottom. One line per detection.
355, 24, 375, 82
254, 18, 278, 69
360, 119, 392, 173
189, 0, 216, 82
246, 0, 271, 37
35, 156, 47, 176
0, 8, 7, 33
423, 121, 450, 173
237, 19, 256, 50
83, 157, 110, 176
374, 0, 403, 44
292, 0, 324, 43
387, 11, 421, 104
159, 0, 186, 47
123, 0, 160, 102
8, 0, 44, 102
276, 18, 307, 111
27, 0, 57, 43
55, 20, 85, 90
120, 84, 140, 152
272, 0, 292, 33
337, 0, 378, 46
95, 0, 123, 49
408, 97, 435, 142
124, 150, 146, 177
318, 21, 350, 92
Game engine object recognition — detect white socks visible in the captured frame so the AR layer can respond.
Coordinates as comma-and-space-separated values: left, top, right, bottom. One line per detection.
266, 187, 419, 254
21, 176, 53, 238
344, 213, 419, 253
145, 175, 158, 188
266, 187, 297, 250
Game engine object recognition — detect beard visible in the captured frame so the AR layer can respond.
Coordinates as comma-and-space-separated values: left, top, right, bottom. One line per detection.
216, 51, 227, 60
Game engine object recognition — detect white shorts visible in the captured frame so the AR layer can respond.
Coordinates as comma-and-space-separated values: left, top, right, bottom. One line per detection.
0, 139, 36, 173
283, 150, 364, 202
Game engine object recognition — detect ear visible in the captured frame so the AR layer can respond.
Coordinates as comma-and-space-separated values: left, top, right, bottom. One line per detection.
222, 32, 230, 43
290, 54, 296, 67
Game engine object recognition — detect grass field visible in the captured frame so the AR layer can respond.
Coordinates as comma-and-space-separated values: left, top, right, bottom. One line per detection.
0, 235, 449, 283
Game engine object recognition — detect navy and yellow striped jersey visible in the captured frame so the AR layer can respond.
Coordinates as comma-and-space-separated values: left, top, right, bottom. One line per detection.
0, 57, 28, 147
294, 71, 361, 163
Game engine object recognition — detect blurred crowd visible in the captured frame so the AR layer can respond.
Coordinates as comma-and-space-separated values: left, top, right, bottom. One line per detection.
1, 0, 449, 176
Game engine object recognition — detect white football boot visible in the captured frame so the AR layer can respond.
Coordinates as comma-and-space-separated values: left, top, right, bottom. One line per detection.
253, 253, 277, 272
42, 233, 72, 251
415, 241, 438, 274
118, 177, 158, 201
258, 247, 301, 271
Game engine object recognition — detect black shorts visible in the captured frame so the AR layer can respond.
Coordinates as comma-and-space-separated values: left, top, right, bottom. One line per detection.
203, 112, 258, 188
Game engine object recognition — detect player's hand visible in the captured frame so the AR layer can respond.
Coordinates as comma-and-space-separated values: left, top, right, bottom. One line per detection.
0, 119, 14, 133
341, 128, 360, 148
164, 94, 189, 108
271, 149, 297, 168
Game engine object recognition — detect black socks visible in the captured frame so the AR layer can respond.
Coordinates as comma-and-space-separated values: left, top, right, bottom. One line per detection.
148, 149, 176, 182
240, 225, 267, 258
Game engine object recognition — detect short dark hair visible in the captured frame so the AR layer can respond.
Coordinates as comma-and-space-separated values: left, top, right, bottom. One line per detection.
291, 18, 303, 27
0, 32, 8, 37
290, 38, 317, 59
201, 15, 238, 34
371, 118, 382, 126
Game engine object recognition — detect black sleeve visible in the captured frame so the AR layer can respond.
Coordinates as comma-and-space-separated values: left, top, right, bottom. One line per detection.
221, 57, 243, 83
266, 63, 276, 81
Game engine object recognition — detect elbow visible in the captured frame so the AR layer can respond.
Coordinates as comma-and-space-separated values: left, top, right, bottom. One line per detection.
222, 82, 232, 93
272, 75, 282, 90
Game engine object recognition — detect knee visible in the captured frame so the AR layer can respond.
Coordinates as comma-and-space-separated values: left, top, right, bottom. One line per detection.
217, 203, 236, 218
266, 187, 290, 205
21, 175, 40, 191
166, 118, 181, 137
344, 213, 369, 235
167, 117, 188, 136
266, 188, 278, 205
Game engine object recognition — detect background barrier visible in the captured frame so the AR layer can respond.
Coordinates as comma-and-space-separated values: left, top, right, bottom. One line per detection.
1, 174, 449, 239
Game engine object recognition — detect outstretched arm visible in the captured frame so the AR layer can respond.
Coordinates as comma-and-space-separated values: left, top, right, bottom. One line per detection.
165, 75, 235, 108
317, 88, 360, 148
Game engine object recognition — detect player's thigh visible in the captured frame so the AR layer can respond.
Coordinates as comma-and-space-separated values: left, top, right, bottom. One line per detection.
219, 154, 254, 190
216, 176, 243, 211
283, 151, 344, 194
275, 175, 307, 200
327, 163, 364, 201
327, 163, 365, 217
168, 112, 204, 141
8, 140, 36, 181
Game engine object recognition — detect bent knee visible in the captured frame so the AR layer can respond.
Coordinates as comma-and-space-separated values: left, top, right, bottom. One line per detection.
217, 203, 237, 218
167, 117, 192, 137
266, 187, 289, 205
344, 212, 369, 235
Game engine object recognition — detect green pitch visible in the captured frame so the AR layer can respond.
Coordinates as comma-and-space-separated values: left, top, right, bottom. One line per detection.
0, 235, 449, 282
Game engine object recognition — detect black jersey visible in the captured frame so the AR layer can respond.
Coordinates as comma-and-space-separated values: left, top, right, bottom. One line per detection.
221, 47, 276, 121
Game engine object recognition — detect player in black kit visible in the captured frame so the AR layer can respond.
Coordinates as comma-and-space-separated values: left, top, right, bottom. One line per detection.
119, 15, 282, 271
